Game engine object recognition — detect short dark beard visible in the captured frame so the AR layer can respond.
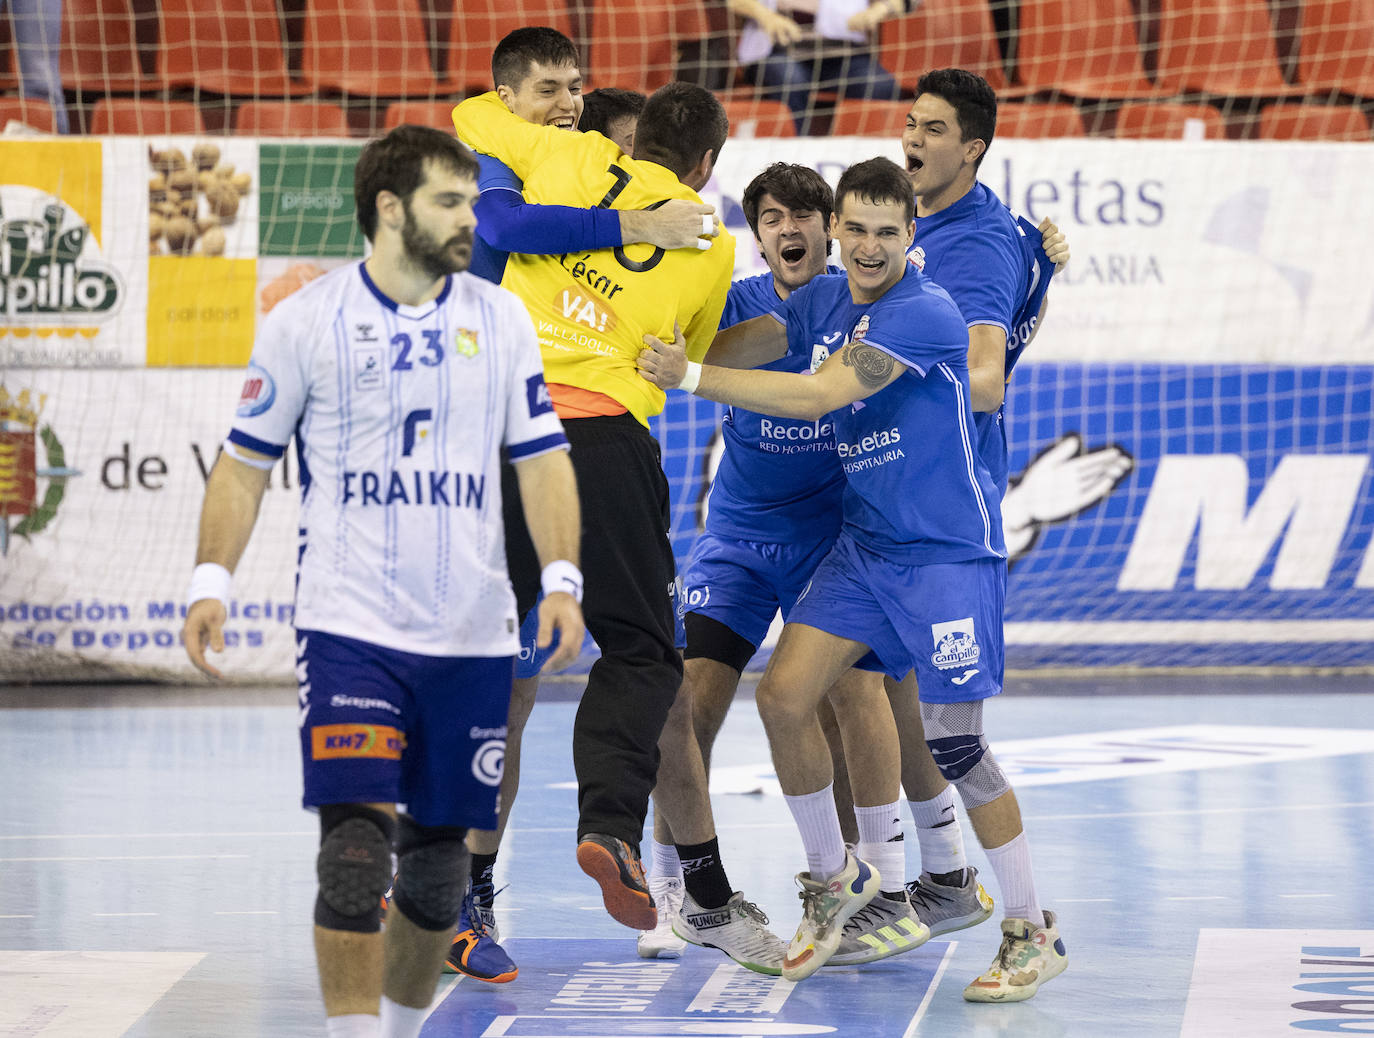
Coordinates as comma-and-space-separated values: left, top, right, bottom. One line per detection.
401, 203, 471, 279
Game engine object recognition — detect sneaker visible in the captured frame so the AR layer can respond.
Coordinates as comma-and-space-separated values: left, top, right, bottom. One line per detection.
637, 875, 687, 959
905, 867, 995, 937
673, 890, 786, 976
963, 909, 1067, 1003
443, 888, 518, 983
781, 850, 881, 982
828, 891, 931, 966
576, 833, 656, 930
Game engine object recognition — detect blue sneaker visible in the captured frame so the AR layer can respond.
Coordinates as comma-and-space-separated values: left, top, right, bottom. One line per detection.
444, 887, 517, 983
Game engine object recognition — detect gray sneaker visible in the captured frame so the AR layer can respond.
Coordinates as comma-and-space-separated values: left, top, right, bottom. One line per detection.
905, 866, 995, 937
828, 891, 931, 966
674, 890, 786, 976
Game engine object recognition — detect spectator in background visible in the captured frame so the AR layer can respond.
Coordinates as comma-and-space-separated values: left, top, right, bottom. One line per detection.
579, 87, 646, 154
4, 0, 69, 132
727, 0, 906, 135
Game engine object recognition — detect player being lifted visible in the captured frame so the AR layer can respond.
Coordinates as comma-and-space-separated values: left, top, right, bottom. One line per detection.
444, 27, 717, 985
182, 126, 584, 1038
452, 81, 737, 933
639, 157, 1067, 999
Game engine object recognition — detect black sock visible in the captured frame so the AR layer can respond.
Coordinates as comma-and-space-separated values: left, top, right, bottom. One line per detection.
676, 837, 733, 909
470, 851, 498, 902
931, 867, 967, 888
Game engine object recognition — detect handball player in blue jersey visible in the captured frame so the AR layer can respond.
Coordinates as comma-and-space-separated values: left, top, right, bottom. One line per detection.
639, 157, 1066, 997
448, 27, 720, 985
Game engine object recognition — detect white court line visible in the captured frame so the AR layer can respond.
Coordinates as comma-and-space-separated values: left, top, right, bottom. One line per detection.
1277, 893, 1334, 899
0, 831, 313, 841
0, 854, 251, 862
903, 942, 957, 1038
0, 913, 34, 918
93, 912, 158, 917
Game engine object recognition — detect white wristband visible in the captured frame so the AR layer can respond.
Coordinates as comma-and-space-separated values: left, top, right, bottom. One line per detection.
679, 361, 702, 394
187, 562, 231, 607
541, 560, 583, 603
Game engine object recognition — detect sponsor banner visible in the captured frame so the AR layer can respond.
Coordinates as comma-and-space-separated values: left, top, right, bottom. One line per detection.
0, 372, 298, 680
1183, 930, 1374, 1037
422, 943, 951, 1036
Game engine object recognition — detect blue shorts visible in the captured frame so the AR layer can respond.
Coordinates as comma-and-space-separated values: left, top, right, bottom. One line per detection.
296, 629, 515, 828
787, 534, 1005, 704
680, 530, 838, 650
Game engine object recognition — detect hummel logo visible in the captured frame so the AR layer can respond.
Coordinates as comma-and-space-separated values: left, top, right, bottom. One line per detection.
952, 669, 979, 685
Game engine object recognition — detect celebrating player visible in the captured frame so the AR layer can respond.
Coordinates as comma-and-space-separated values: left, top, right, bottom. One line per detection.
640, 157, 1066, 997
448, 27, 716, 985
452, 82, 736, 932
181, 126, 584, 1038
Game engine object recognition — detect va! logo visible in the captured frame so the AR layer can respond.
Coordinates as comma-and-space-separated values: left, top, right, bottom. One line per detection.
0, 188, 124, 327
0, 386, 80, 555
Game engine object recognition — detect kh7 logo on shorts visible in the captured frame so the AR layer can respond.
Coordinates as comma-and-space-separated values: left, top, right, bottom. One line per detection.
931, 617, 980, 670
310, 723, 405, 761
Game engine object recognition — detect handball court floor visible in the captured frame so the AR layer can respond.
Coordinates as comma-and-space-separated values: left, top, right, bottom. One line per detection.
1, 672, 1372, 1038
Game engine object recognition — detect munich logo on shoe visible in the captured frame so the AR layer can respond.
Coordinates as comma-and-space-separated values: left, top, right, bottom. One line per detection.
685, 908, 731, 930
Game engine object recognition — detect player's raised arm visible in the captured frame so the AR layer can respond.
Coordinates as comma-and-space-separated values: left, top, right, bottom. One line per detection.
182, 450, 273, 678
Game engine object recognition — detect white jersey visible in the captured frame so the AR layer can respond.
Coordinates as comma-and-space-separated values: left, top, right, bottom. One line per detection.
228, 261, 568, 657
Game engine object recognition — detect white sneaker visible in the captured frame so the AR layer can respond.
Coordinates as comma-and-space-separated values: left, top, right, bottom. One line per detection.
782, 850, 880, 982
963, 909, 1067, 1003
673, 890, 786, 975
637, 875, 686, 959
828, 891, 931, 966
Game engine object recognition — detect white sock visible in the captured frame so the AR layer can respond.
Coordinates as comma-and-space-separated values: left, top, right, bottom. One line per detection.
326, 1015, 378, 1038
783, 783, 847, 880
650, 838, 682, 881
854, 802, 905, 895
983, 831, 1044, 928
378, 996, 427, 1038
908, 786, 968, 877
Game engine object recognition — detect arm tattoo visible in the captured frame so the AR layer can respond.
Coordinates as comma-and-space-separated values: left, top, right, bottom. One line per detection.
842, 342, 896, 388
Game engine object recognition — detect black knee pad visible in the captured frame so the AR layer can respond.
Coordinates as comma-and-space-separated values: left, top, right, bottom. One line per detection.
391, 814, 470, 932
315, 804, 396, 933
683, 611, 755, 674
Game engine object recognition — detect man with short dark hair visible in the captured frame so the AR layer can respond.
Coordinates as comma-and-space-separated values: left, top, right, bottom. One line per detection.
453, 80, 736, 933
579, 87, 646, 154
182, 125, 584, 1038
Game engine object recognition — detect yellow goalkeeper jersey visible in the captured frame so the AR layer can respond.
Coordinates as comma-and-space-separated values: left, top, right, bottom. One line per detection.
452, 92, 735, 427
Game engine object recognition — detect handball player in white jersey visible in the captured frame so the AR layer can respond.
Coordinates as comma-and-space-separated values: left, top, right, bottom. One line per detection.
182, 126, 583, 1038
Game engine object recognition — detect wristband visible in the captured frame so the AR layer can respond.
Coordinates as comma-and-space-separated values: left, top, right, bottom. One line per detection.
679, 361, 702, 394
187, 562, 231, 607
541, 560, 584, 603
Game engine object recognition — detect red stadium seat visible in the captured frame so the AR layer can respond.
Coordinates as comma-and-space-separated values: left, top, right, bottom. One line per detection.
1257, 101, 1372, 140
1114, 101, 1225, 138
384, 100, 459, 131
877, 0, 1008, 94
302, 0, 439, 97
90, 98, 206, 134
587, 0, 710, 94
443, 1, 574, 95
1295, 0, 1374, 97
830, 99, 909, 137
61, 0, 147, 93
1015, 0, 1162, 98
1154, 0, 1295, 97
720, 93, 795, 137
157, 0, 304, 96
235, 100, 352, 136
0, 96, 57, 132
996, 102, 1087, 138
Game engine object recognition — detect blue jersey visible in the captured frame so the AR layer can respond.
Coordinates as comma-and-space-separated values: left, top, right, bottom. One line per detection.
704, 269, 847, 543
780, 267, 1005, 565
911, 182, 1054, 494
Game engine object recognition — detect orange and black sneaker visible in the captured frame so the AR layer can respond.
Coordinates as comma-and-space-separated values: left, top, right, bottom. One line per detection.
443, 888, 517, 983
576, 832, 657, 930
